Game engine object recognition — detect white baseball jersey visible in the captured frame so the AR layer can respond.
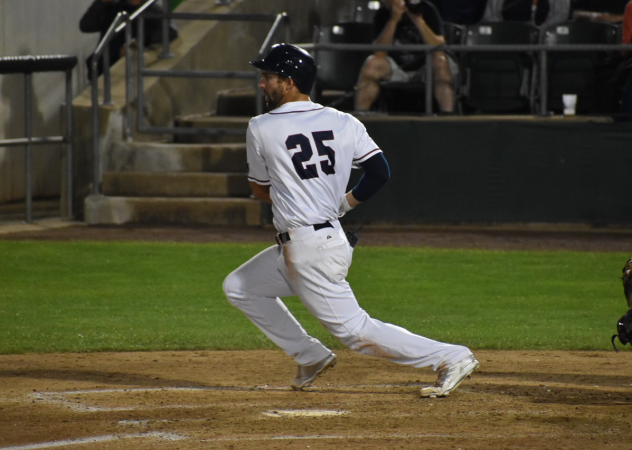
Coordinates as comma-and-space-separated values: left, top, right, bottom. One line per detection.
227, 99, 474, 377
246, 101, 382, 232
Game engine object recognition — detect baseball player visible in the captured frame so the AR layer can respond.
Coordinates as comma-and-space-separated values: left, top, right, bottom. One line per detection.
223, 43, 478, 397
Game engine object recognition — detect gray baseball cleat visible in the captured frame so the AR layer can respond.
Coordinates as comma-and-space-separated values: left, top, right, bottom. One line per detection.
291, 353, 337, 390
420, 355, 479, 398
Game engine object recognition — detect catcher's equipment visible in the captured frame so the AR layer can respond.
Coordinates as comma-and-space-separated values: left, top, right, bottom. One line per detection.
250, 43, 316, 94
612, 259, 632, 352
611, 308, 632, 352
622, 257, 632, 308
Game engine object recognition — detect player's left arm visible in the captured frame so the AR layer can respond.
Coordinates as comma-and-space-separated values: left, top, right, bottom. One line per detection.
340, 153, 390, 215
250, 182, 272, 204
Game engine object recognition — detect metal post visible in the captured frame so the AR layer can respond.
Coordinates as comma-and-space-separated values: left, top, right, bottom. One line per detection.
539, 49, 548, 116
102, 47, 112, 105
425, 51, 433, 115
159, 0, 173, 59
137, 16, 145, 131
283, 13, 290, 43
64, 69, 73, 219
124, 14, 133, 140
95, 12, 125, 107
91, 56, 101, 196
24, 72, 33, 223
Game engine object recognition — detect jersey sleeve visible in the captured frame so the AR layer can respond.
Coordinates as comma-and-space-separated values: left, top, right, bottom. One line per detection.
246, 120, 271, 186
352, 117, 382, 165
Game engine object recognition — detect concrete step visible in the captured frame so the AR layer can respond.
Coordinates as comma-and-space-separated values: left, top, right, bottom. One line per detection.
102, 171, 251, 197
173, 115, 250, 144
216, 86, 257, 117
84, 195, 262, 226
90, 110, 255, 227
108, 141, 247, 173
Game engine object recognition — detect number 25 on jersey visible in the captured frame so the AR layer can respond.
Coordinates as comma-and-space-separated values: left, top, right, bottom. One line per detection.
285, 130, 336, 180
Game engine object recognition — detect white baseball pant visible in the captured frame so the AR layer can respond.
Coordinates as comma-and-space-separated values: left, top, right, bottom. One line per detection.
223, 219, 472, 370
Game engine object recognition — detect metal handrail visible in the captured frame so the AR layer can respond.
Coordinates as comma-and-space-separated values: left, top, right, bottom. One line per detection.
0, 55, 76, 222
306, 43, 632, 52
90, 0, 147, 196
134, 10, 289, 136
302, 42, 632, 116
89, 1, 288, 196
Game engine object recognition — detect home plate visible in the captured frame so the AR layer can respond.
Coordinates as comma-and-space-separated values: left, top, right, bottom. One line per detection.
263, 409, 348, 417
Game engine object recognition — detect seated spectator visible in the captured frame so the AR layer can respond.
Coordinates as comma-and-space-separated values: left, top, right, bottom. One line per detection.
572, 0, 625, 22
482, 0, 570, 26
427, 0, 487, 25
355, 0, 457, 113
80, 0, 178, 78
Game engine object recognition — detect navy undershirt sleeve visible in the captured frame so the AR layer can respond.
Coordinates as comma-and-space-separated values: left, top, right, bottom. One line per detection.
351, 153, 390, 202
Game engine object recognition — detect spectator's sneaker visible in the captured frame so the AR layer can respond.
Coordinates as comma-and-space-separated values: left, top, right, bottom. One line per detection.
291, 353, 337, 390
420, 355, 479, 398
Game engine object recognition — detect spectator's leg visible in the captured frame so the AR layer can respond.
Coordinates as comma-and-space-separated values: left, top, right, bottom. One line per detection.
355, 54, 392, 111
432, 52, 455, 113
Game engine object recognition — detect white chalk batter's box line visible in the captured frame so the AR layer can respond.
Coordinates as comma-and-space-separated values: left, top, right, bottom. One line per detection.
0, 432, 187, 450
0, 430, 587, 450
29, 386, 285, 412
28, 384, 419, 412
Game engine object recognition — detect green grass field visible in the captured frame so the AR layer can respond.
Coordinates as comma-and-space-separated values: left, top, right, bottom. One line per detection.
0, 240, 627, 354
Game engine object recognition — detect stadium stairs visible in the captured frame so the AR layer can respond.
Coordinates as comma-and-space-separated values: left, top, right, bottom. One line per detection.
79, 0, 339, 227
80, 0, 276, 227
85, 88, 261, 226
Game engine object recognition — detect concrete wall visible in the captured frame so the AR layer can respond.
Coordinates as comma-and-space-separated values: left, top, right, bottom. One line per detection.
0, 0, 99, 203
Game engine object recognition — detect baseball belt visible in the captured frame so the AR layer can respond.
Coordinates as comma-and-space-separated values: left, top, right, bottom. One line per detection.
275, 221, 333, 245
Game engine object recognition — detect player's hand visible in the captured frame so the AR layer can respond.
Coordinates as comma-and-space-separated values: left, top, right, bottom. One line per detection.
338, 191, 360, 217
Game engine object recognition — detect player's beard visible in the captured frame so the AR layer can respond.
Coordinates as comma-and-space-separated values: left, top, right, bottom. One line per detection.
263, 84, 285, 110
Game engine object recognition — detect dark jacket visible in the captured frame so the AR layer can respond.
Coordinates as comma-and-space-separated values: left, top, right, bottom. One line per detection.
80, 0, 178, 77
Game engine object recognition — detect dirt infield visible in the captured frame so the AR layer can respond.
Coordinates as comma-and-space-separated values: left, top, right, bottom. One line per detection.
1, 223, 631, 449
1, 350, 631, 449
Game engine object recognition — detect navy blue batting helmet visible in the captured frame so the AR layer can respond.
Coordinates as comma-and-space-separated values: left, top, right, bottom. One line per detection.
250, 43, 316, 94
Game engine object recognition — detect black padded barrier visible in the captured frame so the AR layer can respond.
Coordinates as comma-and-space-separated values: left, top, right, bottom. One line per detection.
343, 117, 632, 227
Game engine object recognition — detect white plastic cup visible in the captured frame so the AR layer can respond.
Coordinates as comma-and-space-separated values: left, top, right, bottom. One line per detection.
563, 94, 577, 116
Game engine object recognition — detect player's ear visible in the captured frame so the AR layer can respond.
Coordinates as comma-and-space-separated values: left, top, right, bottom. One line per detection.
286, 77, 297, 92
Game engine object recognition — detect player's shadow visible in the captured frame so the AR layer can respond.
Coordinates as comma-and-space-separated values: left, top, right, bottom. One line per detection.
471, 370, 632, 406
481, 370, 627, 388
